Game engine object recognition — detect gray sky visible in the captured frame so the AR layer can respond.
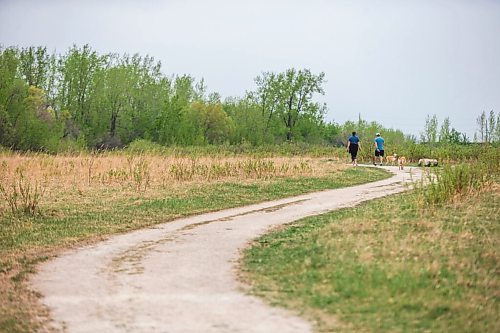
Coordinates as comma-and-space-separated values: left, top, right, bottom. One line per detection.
1, 0, 499, 139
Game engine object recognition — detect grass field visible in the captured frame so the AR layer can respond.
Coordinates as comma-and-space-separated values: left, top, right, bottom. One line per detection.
0, 151, 390, 333
242, 154, 499, 332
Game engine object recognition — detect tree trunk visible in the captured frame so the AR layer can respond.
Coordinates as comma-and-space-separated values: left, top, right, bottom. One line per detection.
110, 112, 117, 137
286, 112, 293, 141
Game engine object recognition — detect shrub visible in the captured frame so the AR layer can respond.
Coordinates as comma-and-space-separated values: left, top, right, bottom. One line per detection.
126, 139, 167, 154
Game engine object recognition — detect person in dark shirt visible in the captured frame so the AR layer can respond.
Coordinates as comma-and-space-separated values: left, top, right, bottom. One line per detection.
346, 131, 361, 166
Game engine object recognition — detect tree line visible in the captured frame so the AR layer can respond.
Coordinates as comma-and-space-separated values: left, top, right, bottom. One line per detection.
421, 112, 500, 145
1, 45, 496, 153
0, 45, 342, 152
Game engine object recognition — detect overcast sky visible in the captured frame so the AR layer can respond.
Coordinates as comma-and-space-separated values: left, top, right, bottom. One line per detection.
1, 0, 499, 139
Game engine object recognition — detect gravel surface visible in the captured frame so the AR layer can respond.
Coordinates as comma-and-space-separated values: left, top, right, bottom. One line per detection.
31, 166, 422, 333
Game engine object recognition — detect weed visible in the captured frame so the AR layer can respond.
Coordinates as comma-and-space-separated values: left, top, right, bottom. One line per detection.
131, 158, 150, 192
0, 169, 45, 215
83, 152, 96, 186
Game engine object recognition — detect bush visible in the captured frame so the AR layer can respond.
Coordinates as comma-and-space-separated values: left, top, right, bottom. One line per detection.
126, 139, 167, 154
56, 137, 87, 154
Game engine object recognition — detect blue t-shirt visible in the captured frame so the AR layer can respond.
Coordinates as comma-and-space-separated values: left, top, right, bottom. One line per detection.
348, 135, 360, 145
374, 137, 384, 150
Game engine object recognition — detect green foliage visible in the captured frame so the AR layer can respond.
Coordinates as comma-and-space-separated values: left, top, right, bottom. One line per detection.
1, 45, 494, 152
19, 86, 63, 152
439, 117, 451, 143
224, 97, 277, 145
18, 46, 49, 88
476, 110, 499, 143
126, 139, 167, 154
422, 114, 439, 143
250, 68, 326, 142
189, 101, 234, 144
0, 48, 63, 152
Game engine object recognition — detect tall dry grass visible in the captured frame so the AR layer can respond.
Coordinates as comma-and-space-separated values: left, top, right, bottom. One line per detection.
0, 151, 346, 216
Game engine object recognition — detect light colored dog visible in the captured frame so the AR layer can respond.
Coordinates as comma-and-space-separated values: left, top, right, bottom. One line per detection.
398, 156, 407, 170
385, 154, 398, 165
418, 158, 438, 167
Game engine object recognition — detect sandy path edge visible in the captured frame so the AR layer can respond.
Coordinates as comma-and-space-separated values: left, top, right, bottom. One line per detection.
31, 166, 422, 333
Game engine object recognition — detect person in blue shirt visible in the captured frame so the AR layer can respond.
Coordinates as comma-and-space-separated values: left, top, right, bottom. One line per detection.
373, 132, 385, 166
346, 131, 361, 166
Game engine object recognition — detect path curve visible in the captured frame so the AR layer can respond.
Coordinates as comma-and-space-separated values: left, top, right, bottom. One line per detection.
32, 166, 422, 333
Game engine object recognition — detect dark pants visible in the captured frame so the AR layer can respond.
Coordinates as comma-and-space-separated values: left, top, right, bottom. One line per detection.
349, 144, 359, 161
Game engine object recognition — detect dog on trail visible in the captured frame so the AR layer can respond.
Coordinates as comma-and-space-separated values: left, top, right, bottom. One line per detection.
398, 156, 407, 170
385, 154, 398, 165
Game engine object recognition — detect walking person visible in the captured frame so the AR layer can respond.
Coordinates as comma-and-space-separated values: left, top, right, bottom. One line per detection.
346, 131, 361, 166
373, 132, 385, 166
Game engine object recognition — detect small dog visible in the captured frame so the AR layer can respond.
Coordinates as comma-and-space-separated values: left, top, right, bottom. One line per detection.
398, 156, 407, 170
418, 158, 438, 167
385, 154, 398, 166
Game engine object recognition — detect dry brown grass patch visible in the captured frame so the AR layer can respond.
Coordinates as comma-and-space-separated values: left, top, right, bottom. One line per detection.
0, 152, 347, 217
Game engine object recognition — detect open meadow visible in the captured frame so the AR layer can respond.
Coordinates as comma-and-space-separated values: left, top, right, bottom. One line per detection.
0, 144, 498, 332
0, 149, 390, 332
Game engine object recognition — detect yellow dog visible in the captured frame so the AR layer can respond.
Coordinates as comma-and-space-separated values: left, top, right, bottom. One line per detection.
385, 154, 398, 165
398, 156, 407, 170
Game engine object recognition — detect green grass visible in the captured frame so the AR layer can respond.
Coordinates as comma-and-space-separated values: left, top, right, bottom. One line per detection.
242, 186, 499, 332
0, 166, 390, 333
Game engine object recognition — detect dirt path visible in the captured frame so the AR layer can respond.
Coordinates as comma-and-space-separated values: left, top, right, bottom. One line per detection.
32, 166, 422, 333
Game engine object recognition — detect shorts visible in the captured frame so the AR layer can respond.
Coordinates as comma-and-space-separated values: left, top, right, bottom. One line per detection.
375, 149, 384, 157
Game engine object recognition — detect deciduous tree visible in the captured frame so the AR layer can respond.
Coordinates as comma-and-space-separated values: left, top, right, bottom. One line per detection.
252, 68, 326, 141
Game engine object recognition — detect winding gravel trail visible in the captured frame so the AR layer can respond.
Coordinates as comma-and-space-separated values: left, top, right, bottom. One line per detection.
32, 166, 422, 333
